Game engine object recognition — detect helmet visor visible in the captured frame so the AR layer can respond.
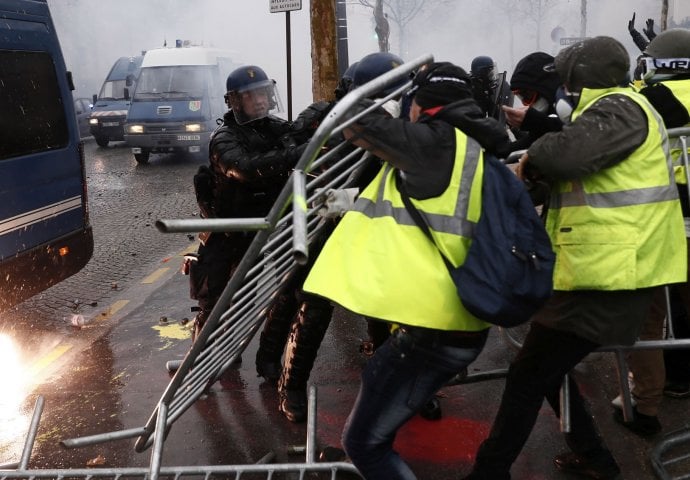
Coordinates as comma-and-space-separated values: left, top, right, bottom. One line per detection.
226, 80, 283, 124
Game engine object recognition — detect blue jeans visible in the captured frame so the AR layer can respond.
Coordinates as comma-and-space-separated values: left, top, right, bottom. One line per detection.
342, 326, 487, 480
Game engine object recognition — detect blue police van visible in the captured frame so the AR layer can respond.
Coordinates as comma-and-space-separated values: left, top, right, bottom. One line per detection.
0, 0, 93, 311
124, 42, 237, 164
89, 55, 144, 147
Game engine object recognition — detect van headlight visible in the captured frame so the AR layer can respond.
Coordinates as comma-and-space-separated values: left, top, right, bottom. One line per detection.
128, 125, 144, 134
89, 118, 99, 125
186, 123, 202, 132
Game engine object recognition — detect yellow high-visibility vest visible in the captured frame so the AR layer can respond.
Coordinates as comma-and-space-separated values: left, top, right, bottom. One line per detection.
303, 129, 490, 331
546, 86, 686, 291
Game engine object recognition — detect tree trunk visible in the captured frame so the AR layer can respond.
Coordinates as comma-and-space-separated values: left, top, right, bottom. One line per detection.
310, 0, 339, 102
661, 0, 668, 30
374, 0, 390, 52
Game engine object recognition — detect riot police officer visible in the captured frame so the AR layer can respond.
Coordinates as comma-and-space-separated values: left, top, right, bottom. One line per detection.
188, 65, 306, 342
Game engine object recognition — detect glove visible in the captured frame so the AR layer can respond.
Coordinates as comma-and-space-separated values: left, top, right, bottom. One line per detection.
314, 188, 359, 218
628, 12, 636, 33
287, 143, 308, 166
643, 18, 655, 40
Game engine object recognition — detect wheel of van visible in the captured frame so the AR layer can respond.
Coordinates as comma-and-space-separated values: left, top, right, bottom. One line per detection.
134, 152, 150, 164
95, 135, 109, 147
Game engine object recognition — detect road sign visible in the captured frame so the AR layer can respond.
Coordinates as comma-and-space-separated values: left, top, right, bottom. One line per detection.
560, 36, 588, 46
270, 0, 302, 13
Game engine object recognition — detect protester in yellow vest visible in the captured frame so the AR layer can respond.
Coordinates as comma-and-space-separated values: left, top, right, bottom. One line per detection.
612, 28, 690, 437
304, 62, 510, 479
464, 36, 686, 480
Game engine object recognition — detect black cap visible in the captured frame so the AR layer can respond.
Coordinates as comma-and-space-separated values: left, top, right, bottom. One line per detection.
410, 62, 473, 109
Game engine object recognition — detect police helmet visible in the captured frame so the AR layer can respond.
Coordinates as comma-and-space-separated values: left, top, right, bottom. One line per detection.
225, 65, 282, 124
352, 52, 407, 98
644, 28, 690, 59
334, 61, 359, 100
641, 29, 690, 83
470, 55, 497, 82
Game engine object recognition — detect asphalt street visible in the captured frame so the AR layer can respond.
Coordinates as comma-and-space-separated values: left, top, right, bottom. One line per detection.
1, 139, 689, 479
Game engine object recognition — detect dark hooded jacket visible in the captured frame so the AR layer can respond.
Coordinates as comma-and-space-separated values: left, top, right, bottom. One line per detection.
527, 37, 647, 182
345, 98, 510, 200
526, 37, 657, 345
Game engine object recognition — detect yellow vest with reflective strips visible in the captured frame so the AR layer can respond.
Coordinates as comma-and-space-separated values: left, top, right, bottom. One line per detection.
547, 86, 686, 291
659, 79, 690, 185
303, 129, 489, 331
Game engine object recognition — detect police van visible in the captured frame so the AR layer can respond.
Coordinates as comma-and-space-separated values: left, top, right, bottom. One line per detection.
89, 55, 144, 147
124, 42, 237, 164
0, 0, 93, 311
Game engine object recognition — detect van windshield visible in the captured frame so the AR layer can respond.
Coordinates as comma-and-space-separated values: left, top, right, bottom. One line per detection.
134, 66, 211, 100
98, 79, 130, 101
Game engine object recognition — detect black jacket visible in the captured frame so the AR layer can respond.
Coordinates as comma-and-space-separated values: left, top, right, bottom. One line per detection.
208, 111, 302, 218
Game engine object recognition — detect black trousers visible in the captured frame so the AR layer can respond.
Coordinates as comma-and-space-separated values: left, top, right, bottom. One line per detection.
471, 322, 605, 478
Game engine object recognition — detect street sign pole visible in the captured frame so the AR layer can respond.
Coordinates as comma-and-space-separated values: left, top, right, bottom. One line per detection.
270, 0, 302, 122
286, 10, 292, 121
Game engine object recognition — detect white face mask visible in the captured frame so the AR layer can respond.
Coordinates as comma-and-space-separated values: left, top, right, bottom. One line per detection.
554, 86, 579, 124
531, 96, 550, 113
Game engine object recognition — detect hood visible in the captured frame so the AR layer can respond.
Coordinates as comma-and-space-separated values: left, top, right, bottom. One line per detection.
554, 36, 630, 93
510, 52, 561, 103
429, 98, 510, 158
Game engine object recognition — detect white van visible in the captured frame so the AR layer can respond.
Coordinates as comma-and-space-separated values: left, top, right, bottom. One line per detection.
124, 44, 238, 164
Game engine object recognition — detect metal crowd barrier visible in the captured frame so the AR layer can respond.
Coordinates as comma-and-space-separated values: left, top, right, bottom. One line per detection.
2, 388, 360, 479
49, 54, 434, 479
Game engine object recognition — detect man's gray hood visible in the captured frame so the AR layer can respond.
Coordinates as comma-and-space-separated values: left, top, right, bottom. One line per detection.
554, 36, 630, 93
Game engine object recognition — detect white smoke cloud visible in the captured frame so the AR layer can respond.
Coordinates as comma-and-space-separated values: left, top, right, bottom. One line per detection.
48, 0, 677, 114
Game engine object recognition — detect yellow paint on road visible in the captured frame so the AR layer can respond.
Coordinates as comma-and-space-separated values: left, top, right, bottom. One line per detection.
98, 299, 129, 321
28, 344, 72, 376
142, 268, 170, 284
152, 322, 191, 340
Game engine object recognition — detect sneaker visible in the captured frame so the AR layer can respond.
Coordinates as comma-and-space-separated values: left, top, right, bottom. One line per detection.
278, 388, 308, 423
612, 407, 661, 437
554, 451, 621, 480
664, 381, 690, 399
610, 393, 637, 410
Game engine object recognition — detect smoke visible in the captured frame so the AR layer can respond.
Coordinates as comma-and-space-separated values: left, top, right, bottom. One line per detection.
47, 0, 677, 115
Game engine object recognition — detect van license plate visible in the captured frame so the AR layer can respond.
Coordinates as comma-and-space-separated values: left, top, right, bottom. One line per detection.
178, 134, 201, 141
103, 121, 119, 127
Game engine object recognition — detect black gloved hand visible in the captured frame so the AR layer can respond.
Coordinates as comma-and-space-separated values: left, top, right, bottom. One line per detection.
287, 143, 308, 166
644, 18, 655, 40
628, 12, 636, 33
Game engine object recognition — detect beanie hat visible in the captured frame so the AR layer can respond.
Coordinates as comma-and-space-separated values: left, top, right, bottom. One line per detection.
510, 52, 561, 104
409, 62, 474, 109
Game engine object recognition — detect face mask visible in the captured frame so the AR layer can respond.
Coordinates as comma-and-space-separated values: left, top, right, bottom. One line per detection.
531, 96, 550, 113
554, 86, 579, 124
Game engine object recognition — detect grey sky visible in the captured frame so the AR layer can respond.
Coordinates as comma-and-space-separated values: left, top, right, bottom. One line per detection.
48, 0, 679, 117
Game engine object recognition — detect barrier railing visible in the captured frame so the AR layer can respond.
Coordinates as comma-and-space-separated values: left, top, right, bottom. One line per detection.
52, 54, 434, 479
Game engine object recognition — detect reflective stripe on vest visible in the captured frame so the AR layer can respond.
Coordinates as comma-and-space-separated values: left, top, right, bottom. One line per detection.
353, 137, 481, 239
552, 89, 677, 210
546, 87, 686, 290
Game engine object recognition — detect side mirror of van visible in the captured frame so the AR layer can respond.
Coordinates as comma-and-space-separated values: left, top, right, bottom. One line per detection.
92, 94, 97, 104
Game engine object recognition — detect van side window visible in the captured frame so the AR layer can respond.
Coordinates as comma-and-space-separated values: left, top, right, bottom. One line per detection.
0, 50, 68, 160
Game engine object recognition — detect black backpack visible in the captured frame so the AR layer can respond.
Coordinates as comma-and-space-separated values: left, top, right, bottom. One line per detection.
399, 154, 555, 327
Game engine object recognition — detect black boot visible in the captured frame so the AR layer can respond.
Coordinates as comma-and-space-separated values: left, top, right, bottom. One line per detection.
278, 298, 333, 422
256, 291, 296, 382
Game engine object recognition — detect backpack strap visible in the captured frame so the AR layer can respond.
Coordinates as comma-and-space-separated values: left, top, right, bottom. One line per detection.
395, 171, 452, 268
